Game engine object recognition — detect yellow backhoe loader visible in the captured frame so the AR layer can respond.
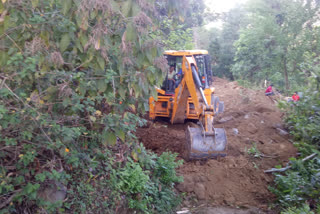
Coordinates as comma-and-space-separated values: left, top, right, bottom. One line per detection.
149, 50, 227, 160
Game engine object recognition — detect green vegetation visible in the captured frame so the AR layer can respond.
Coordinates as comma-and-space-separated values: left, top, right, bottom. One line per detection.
281, 204, 316, 214
246, 143, 261, 158
270, 79, 320, 210
1, 0, 320, 212
0, 0, 197, 213
197, 0, 320, 211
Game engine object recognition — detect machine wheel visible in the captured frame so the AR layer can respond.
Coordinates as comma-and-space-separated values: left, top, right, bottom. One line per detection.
218, 101, 224, 113
211, 95, 219, 114
211, 95, 224, 114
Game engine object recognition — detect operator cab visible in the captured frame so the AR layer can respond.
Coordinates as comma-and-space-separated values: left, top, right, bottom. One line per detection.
194, 54, 212, 87
162, 50, 212, 95
161, 55, 183, 95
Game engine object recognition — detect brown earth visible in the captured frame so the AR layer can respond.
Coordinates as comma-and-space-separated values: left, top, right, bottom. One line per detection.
136, 77, 297, 213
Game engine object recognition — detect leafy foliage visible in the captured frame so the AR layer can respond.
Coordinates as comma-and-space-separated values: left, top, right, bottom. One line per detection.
269, 68, 320, 211
281, 204, 315, 214
208, 6, 247, 80
206, 0, 320, 211
155, 0, 206, 50
246, 143, 261, 158
0, 0, 189, 213
206, 0, 320, 93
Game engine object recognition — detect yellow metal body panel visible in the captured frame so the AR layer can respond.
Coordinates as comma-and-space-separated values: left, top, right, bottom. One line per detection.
164, 50, 208, 56
170, 56, 200, 123
149, 50, 215, 124
149, 95, 199, 121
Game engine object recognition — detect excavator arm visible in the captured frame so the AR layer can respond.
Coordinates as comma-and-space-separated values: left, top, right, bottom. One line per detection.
171, 56, 201, 123
170, 55, 227, 160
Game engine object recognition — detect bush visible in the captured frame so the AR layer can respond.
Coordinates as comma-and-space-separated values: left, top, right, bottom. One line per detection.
0, 0, 186, 213
270, 80, 320, 211
281, 204, 315, 214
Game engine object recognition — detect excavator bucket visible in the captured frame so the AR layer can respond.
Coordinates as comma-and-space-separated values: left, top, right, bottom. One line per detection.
185, 126, 227, 160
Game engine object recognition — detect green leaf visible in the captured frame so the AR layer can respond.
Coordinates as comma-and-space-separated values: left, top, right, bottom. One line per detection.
118, 85, 126, 99
121, 0, 132, 17
61, 0, 72, 15
62, 97, 71, 107
0, 51, 9, 67
31, 0, 39, 8
89, 116, 96, 122
102, 131, 117, 146
0, 2, 4, 13
132, 83, 140, 98
125, 23, 136, 41
131, 2, 141, 16
35, 173, 46, 182
97, 79, 107, 93
146, 50, 153, 64
78, 82, 87, 96
146, 69, 155, 83
131, 151, 139, 161
60, 34, 70, 52
97, 56, 105, 70
111, 0, 120, 12
116, 129, 125, 141
79, 33, 88, 49
75, 40, 83, 52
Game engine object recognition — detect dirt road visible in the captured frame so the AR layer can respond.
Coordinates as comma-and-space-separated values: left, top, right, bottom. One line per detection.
136, 77, 296, 213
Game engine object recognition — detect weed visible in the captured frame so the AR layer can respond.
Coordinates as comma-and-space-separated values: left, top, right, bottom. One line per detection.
246, 143, 261, 158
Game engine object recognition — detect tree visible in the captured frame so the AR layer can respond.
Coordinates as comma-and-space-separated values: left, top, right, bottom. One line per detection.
156, 0, 206, 50
0, 0, 191, 212
206, 6, 247, 79
232, 0, 320, 92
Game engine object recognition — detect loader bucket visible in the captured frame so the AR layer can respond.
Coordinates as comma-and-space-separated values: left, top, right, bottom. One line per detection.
185, 126, 227, 160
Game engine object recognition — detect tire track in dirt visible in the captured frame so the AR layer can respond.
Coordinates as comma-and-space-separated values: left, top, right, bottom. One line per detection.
136, 77, 297, 212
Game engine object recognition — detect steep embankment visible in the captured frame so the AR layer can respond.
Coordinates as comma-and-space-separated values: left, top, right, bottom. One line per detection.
136, 77, 297, 212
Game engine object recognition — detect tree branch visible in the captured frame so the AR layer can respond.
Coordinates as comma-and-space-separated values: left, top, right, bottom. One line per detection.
264, 153, 318, 173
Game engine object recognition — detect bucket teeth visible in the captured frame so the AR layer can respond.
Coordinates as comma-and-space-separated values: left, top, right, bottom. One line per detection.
185, 126, 227, 160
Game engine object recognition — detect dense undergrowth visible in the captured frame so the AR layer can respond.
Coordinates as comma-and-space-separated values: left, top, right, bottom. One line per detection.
0, 0, 193, 213
272, 80, 320, 213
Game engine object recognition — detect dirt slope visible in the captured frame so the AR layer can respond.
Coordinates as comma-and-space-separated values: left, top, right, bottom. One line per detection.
136, 77, 297, 212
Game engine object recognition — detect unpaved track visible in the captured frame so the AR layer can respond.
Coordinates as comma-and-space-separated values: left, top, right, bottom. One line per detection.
136, 77, 296, 213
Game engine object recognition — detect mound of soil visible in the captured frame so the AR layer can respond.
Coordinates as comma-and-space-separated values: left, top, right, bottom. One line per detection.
136, 77, 297, 212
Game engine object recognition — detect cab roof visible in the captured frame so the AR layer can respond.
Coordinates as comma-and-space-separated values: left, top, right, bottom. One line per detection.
164, 50, 208, 56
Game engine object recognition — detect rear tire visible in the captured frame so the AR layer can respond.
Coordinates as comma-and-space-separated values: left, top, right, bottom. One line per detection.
211, 95, 220, 114
218, 101, 224, 113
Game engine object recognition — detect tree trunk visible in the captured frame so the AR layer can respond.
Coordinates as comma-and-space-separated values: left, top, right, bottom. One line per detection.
283, 49, 289, 95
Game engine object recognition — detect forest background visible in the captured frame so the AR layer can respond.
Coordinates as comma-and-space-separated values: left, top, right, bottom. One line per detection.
0, 0, 319, 213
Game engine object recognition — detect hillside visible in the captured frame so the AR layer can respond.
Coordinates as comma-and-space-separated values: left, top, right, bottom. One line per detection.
137, 77, 297, 213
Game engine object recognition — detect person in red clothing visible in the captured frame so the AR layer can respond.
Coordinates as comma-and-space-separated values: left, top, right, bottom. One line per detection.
292, 92, 300, 101
265, 84, 274, 96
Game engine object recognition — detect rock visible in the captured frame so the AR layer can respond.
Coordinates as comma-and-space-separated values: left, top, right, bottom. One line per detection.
248, 123, 258, 134
38, 181, 67, 203
241, 96, 250, 104
277, 128, 288, 136
244, 114, 250, 119
232, 128, 239, 135
176, 210, 190, 214
260, 120, 264, 124
224, 194, 236, 204
273, 123, 283, 129
194, 183, 206, 200
218, 116, 234, 123
177, 208, 190, 214
176, 183, 185, 192
176, 176, 194, 192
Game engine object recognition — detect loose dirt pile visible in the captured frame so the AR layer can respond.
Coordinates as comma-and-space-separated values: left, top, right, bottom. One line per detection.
136, 77, 297, 212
